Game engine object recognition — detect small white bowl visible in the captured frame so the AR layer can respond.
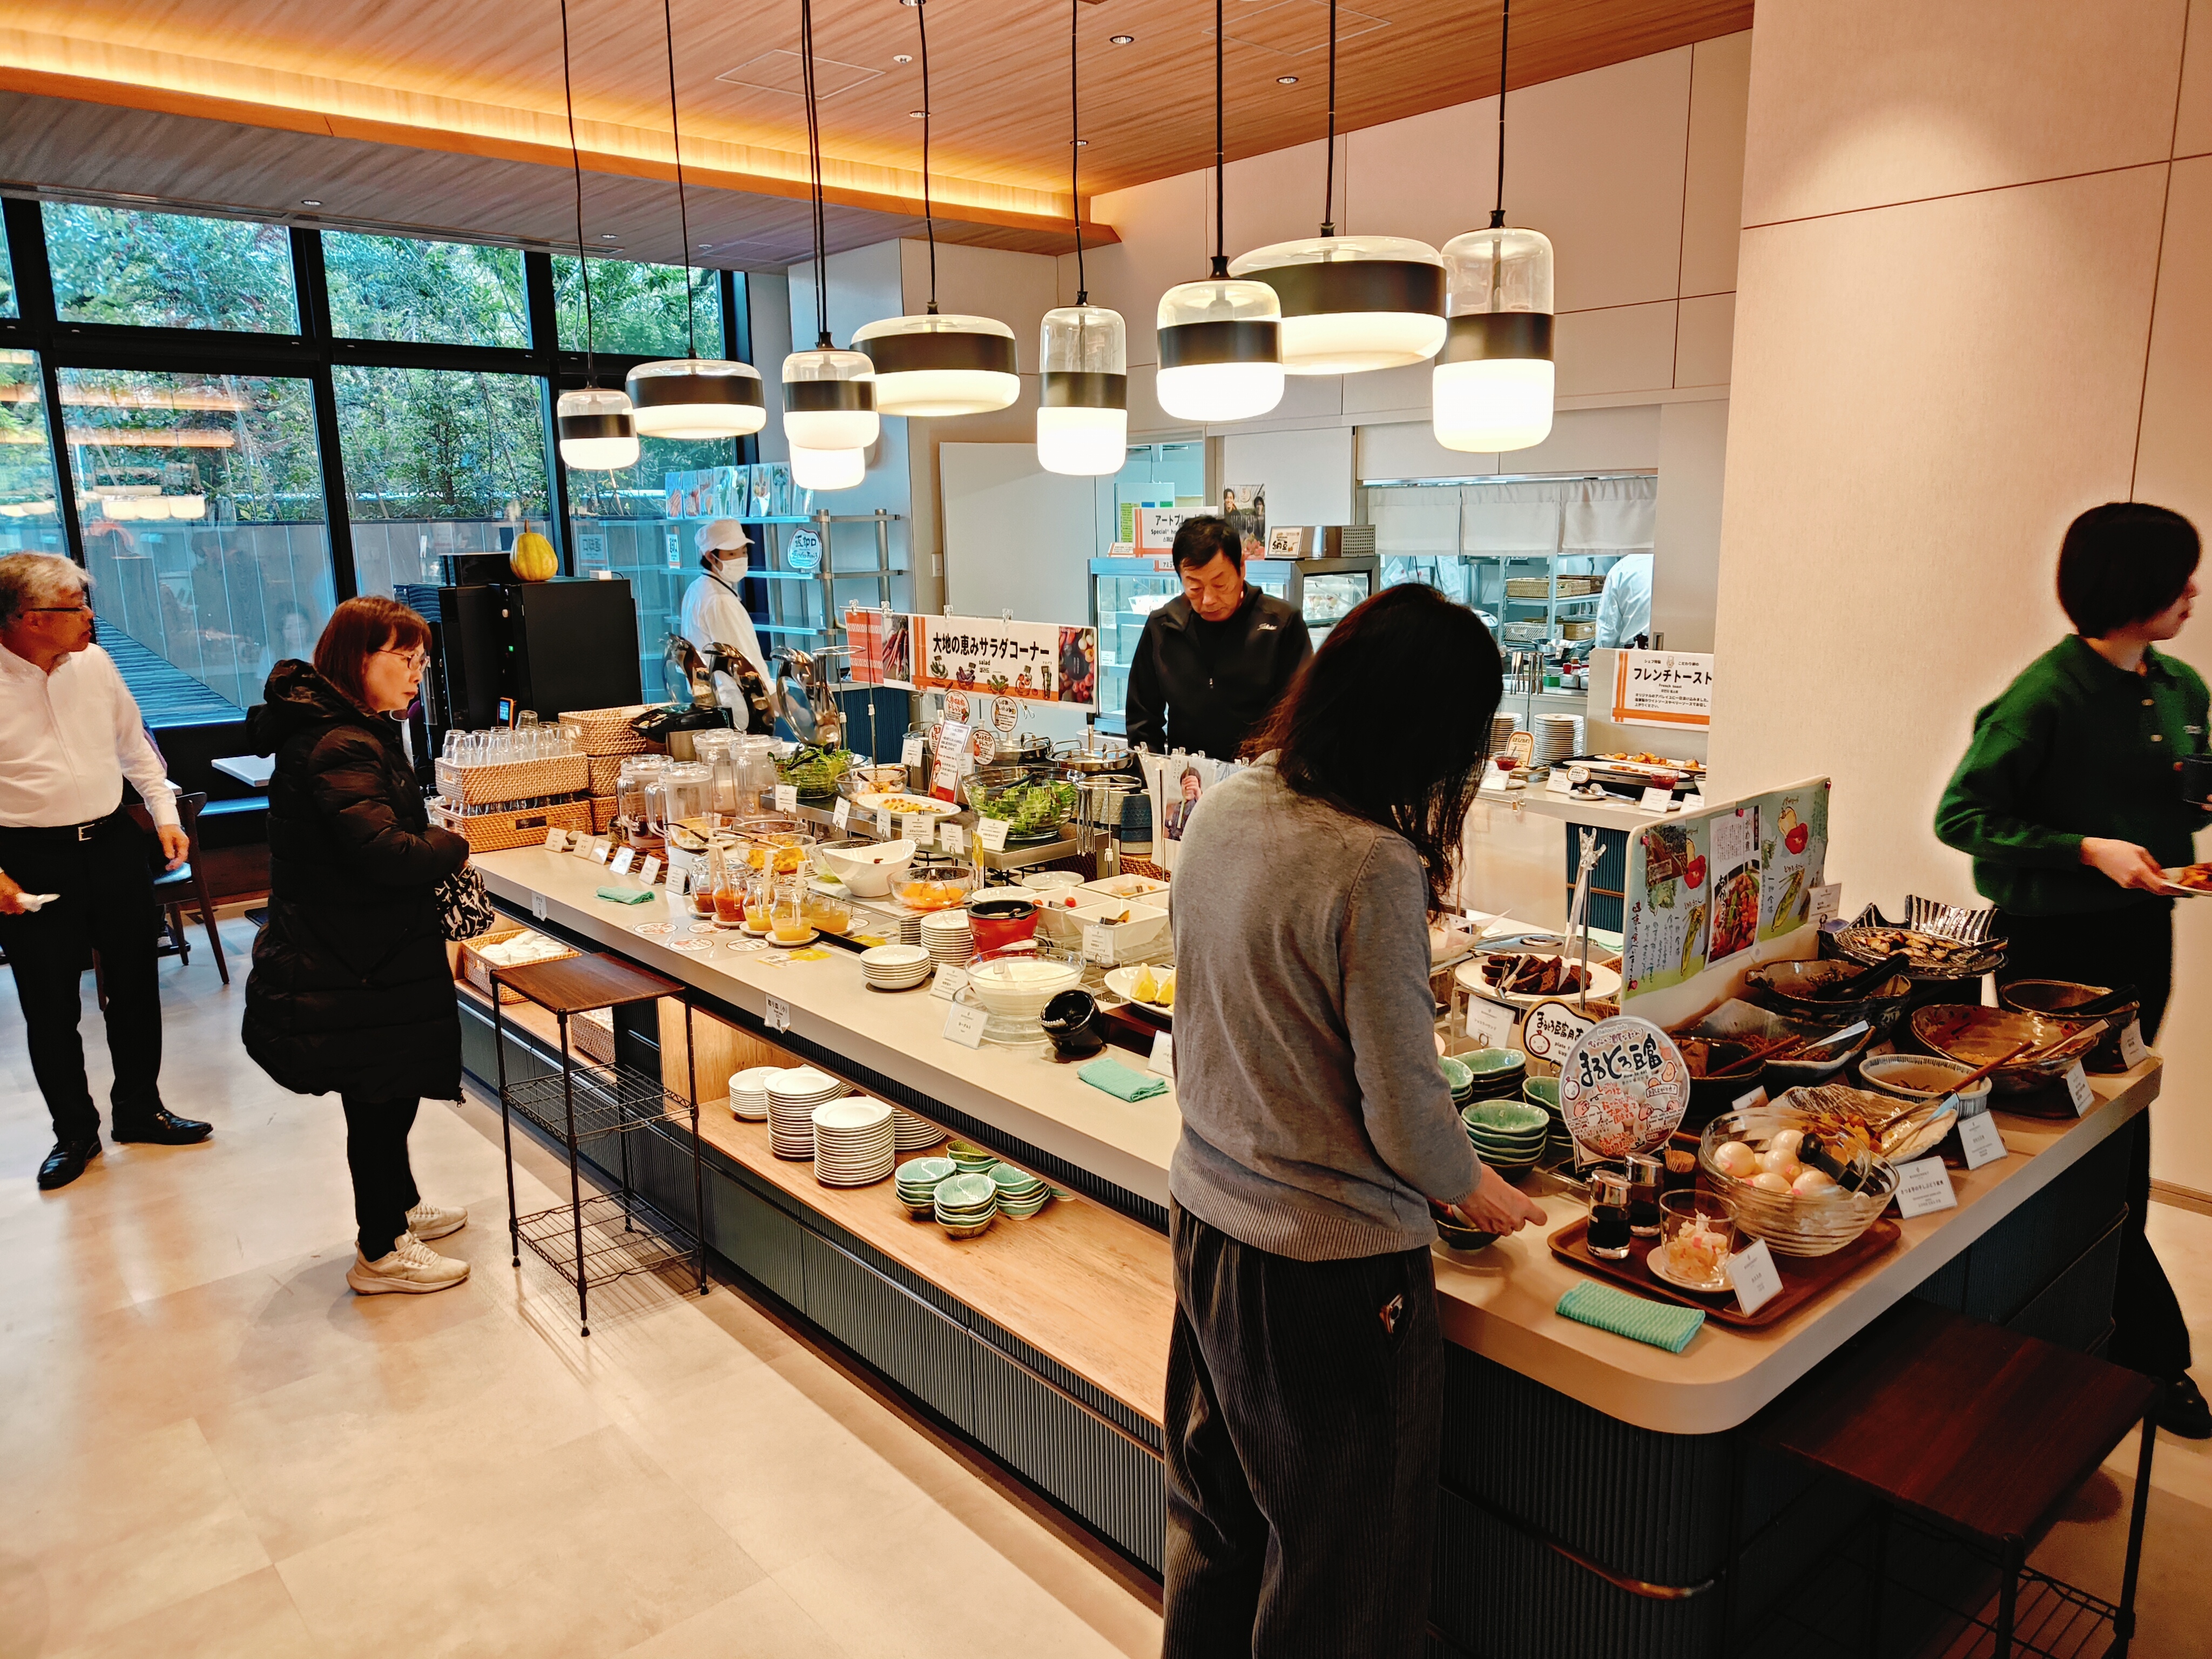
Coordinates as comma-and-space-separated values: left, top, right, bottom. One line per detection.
1020, 869, 1087, 892
819, 839, 915, 899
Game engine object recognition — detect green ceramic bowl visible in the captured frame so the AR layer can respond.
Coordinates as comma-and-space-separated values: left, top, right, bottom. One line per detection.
1435, 1215, 1500, 1250
1439, 1055, 1474, 1095
1522, 1076, 1561, 1112
1464, 1100, 1550, 1136
1462, 1047, 1528, 1078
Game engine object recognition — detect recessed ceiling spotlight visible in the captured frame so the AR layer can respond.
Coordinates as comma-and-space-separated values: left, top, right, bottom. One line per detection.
1110, 35, 1134, 46
697, 242, 713, 250
909, 108, 927, 118
300, 198, 322, 207
1072, 138, 1088, 147
893, 53, 912, 64
1277, 75, 1298, 85
599, 231, 619, 239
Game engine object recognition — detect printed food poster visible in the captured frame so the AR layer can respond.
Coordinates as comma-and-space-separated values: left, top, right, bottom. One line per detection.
913, 615, 1099, 711
1705, 806, 1762, 962
1622, 819, 1712, 995
1756, 783, 1830, 942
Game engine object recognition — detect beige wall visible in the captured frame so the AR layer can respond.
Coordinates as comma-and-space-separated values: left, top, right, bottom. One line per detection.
1710, 0, 2212, 1193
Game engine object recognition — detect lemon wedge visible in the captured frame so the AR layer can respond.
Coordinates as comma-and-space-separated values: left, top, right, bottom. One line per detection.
1132, 966, 1159, 1003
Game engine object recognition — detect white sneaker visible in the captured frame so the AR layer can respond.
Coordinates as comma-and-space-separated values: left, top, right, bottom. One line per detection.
347, 1234, 471, 1296
406, 1199, 468, 1241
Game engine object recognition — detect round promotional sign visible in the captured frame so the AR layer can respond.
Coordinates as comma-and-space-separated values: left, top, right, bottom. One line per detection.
944, 689, 970, 724
1557, 1015, 1689, 1159
785, 528, 824, 574
969, 727, 998, 765
993, 697, 1020, 734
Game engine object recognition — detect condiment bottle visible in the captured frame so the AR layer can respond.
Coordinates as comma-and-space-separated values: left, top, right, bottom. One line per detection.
1625, 1152, 1663, 1237
1588, 1170, 1633, 1259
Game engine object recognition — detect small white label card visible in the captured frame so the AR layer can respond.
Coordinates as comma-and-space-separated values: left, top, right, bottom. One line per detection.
1082, 922, 1114, 965
1148, 1030, 1175, 1080
2065, 1061, 2096, 1116
901, 813, 932, 848
531, 890, 548, 920
942, 1000, 988, 1048
975, 817, 1011, 852
609, 847, 636, 876
591, 840, 612, 865
1682, 793, 1707, 812
1546, 769, 1575, 795
2119, 1019, 2148, 1069
1734, 1085, 1769, 1113
939, 822, 968, 855
1730, 1238, 1784, 1317
1479, 766, 1514, 795
638, 854, 661, 887
931, 964, 971, 1002
1957, 1110, 2008, 1171
901, 732, 926, 769
1463, 994, 1519, 1049
1637, 785, 1675, 814
1892, 1155, 1959, 1218
773, 784, 798, 813
764, 995, 792, 1034
543, 827, 569, 852
833, 797, 851, 829
1806, 882, 1844, 926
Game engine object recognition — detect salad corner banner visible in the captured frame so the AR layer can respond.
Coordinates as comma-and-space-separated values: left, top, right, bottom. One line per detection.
912, 614, 1099, 713
1619, 777, 1830, 1005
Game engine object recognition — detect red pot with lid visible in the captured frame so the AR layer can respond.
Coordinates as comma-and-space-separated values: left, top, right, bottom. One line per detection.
966, 893, 1040, 954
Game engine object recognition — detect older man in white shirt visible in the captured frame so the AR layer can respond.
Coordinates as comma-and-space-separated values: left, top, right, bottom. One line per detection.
0, 553, 213, 1189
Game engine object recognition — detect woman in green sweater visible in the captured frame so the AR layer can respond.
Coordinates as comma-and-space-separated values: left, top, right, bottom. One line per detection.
1936, 501, 2208, 1439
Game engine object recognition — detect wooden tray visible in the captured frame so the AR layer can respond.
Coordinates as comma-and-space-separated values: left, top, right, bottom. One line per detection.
1549, 1215, 1901, 1329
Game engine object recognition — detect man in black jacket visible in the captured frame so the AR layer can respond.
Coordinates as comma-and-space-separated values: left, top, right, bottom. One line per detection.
1125, 517, 1310, 761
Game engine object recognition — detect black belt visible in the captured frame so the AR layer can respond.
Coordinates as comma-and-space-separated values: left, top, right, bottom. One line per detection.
0, 808, 129, 844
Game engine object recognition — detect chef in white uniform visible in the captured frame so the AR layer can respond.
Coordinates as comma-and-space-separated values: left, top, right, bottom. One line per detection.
679, 518, 771, 706
1594, 552, 1654, 650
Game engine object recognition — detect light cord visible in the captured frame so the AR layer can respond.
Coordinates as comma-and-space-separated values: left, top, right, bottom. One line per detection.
1210, 0, 1227, 278
661, 0, 697, 355
558, 0, 597, 385
1491, 0, 1509, 228
1070, 0, 1085, 302
918, 0, 939, 312
800, 0, 831, 346
1321, 0, 1337, 236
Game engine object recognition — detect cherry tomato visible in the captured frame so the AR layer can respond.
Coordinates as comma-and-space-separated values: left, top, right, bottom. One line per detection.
1685, 855, 1707, 889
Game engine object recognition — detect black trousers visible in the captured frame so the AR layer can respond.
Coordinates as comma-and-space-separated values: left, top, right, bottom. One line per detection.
1995, 902, 2191, 1380
0, 812, 165, 1143
342, 1094, 420, 1260
1163, 1201, 1444, 1659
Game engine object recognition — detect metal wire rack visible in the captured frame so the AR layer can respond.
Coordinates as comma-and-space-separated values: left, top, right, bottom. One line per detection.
515, 1192, 698, 1291
503, 1063, 692, 1144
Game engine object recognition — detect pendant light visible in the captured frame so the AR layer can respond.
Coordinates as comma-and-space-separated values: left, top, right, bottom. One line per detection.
780, 0, 874, 486
624, 0, 766, 439
1434, 0, 1555, 452
1228, 0, 1446, 375
853, 0, 1020, 417
553, 0, 639, 471
1037, 0, 1127, 476
1154, 0, 1284, 423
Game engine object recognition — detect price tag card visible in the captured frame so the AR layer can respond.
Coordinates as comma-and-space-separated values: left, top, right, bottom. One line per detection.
1733, 1085, 1769, 1113
531, 890, 548, 921
1729, 1238, 1783, 1317
1892, 1155, 1959, 1218
609, 847, 636, 876
1956, 1110, 2008, 1171
939, 822, 968, 855
1545, 770, 1574, 795
931, 964, 971, 1002
2119, 1019, 2149, 1069
638, 854, 661, 887
942, 1001, 988, 1049
1681, 793, 1707, 812
833, 797, 851, 830
975, 817, 1011, 853
1479, 768, 1513, 795
1462, 995, 1519, 1050
1636, 786, 1675, 813
764, 996, 792, 1034
1082, 923, 1114, 966
902, 813, 933, 848
1148, 1031, 1175, 1080
2065, 1062, 2096, 1116
543, 827, 570, 852
901, 733, 927, 770
591, 840, 612, 865
1806, 882, 1844, 927
773, 784, 799, 814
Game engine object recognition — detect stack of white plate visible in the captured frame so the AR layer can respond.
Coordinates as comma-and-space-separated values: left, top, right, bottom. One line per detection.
893, 1108, 944, 1151
1535, 713, 1580, 766
727, 1064, 780, 1122
767, 1067, 846, 1159
812, 1098, 895, 1186
920, 909, 973, 967
1488, 711, 1519, 758
860, 943, 932, 992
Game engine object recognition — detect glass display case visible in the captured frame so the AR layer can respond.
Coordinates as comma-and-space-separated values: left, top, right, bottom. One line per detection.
1290, 556, 1380, 648
1090, 555, 1292, 733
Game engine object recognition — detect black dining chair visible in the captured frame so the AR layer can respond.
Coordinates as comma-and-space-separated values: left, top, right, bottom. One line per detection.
132, 791, 228, 985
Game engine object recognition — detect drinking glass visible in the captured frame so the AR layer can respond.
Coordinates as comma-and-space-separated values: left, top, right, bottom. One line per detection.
1657, 1191, 1736, 1289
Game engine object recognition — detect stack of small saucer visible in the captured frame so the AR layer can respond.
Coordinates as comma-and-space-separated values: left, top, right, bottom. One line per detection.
921, 909, 973, 968
1536, 713, 1580, 766
933, 1171, 999, 1238
811, 1097, 895, 1186
767, 1067, 845, 1159
895, 1155, 956, 1216
860, 943, 932, 992
892, 1108, 944, 1152
727, 1065, 779, 1122
987, 1162, 1051, 1219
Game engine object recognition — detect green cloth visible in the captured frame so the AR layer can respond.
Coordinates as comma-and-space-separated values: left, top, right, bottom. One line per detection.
1934, 636, 2211, 915
1078, 1056, 1169, 1102
595, 885, 656, 905
1555, 1281, 1706, 1353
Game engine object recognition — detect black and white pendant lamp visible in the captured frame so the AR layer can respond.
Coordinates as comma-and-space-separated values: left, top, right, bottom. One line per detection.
1228, 0, 1445, 375
552, 0, 639, 470
781, 0, 877, 491
1036, 0, 1127, 476
853, 0, 1021, 418
1434, 0, 1555, 452
624, 0, 766, 440
1154, 0, 1285, 423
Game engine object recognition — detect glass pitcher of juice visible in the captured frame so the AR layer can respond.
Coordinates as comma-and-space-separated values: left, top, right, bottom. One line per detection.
770, 874, 812, 943
710, 849, 745, 928
743, 870, 773, 933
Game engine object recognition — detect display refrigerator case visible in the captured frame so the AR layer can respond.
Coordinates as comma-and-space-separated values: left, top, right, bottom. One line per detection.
1290, 555, 1380, 648
1090, 555, 1293, 734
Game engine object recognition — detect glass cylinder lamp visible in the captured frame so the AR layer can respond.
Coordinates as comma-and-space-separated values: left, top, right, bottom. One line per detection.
1227, 234, 1446, 375
781, 348, 880, 451
556, 385, 641, 470
1155, 278, 1285, 422
625, 358, 768, 439
790, 447, 866, 491
1433, 226, 1555, 453
1036, 304, 1128, 476
852, 314, 1020, 417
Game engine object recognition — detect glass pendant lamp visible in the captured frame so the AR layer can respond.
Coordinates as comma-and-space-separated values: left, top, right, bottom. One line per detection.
1154, 0, 1283, 423
1036, 1, 1127, 476
1433, 0, 1555, 453
790, 446, 866, 491
552, 0, 637, 471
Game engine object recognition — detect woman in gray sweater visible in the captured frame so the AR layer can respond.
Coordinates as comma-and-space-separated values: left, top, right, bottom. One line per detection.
1162, 584, 1546, 1658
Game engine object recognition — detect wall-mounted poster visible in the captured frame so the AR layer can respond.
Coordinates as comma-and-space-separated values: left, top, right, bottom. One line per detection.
912, 613, 1100, 711
1755, 781, 1830, 941
1220, 483, 1266, 551
1611, 649, 1715, 729
1704, 805, 1762, 963
842, 606, 913, 689
1623, 817, 1712, 996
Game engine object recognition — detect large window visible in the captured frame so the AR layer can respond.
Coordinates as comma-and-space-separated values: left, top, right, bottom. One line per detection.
0, 213, 17, 317
0, 350, 63, 549
553, 256, 719, 355
323, 233, 529, 348
44, 203, 300, 333
335, 366, 551, 597
62, 369, 331, 713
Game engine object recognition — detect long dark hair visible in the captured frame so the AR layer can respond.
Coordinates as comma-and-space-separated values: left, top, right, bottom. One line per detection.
1248, 584, 1502, 906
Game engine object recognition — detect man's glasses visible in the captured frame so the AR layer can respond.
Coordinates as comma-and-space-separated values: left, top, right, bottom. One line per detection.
30, 603, 92, 615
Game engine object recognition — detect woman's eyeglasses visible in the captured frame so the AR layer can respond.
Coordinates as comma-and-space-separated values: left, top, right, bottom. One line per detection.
376, 647, 429, 673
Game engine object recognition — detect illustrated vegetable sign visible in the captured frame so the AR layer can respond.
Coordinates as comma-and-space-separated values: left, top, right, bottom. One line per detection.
1685, 855, 1707, 890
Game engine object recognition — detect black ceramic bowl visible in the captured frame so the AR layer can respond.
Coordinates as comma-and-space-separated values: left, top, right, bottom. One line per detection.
1040, 988, 1105, 1057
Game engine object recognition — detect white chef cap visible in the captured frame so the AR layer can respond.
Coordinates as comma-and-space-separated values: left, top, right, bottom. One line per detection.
695, 518, 752, 554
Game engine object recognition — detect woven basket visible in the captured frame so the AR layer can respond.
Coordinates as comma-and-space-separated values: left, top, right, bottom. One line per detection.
588, 753, 629, 795
572, 1007, 617, 1065
428, 797, 593, 854
456, 925, 579, 1003
434, 754, 590, 807
1555, 575, 1603, 597
1560, 619, 1596, 641
589, 794, 621, 835
558, 705, 659, 757
1504, 577, 1552, 599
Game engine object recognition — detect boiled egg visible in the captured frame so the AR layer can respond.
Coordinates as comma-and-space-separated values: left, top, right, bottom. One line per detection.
1714, 1141, 1758, 1179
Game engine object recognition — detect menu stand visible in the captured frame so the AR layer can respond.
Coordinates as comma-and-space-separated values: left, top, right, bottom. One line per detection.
489, 952, 707, 1336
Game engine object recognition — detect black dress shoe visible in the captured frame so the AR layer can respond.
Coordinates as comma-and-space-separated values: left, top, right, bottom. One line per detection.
37, 1139, 100, 1190
2160, 1374, 2212, 1440
111, 1108, 213, 1146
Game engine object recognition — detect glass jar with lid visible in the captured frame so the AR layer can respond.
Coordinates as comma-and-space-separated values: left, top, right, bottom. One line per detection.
657, 761, 714, 846
735, 735, 780, 813
690, 731, 740, 822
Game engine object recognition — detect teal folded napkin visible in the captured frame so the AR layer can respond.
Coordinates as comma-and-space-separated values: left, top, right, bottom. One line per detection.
596, 885, 655, 905
1078, 1056, 1168, 1102
1555, 1281, 1705, 1353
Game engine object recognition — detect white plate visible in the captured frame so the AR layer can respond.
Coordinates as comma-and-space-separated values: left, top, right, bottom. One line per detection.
853, 792, 960, 817
1454, 956, 1622, 1009
1020, 869, 1088, 891
1103, 964, 1175, 1022
1645, 1242, 1731, 1294
2159, 867, 2210, 897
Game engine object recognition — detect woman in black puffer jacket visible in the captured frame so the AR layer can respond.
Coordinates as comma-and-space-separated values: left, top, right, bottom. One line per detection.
244, 596, 475, 1296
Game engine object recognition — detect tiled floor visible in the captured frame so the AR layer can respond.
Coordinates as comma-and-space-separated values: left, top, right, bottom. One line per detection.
2, 922, 2208, 1658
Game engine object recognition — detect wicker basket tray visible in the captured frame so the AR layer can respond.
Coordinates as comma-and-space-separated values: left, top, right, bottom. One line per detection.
558, 705, 659, 757
427, 797, 593, 853
1504, 577, 1552, 598
457, 925, 579, 1003
589, 794, 621, 835
1561, 619, 1596, 641
434, 753, 589, 807
588, 753, 629, 796
1556, 575, 1603, 597
572, 1007, 617, 1065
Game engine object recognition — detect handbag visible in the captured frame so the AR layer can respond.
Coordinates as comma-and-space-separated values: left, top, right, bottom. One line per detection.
434, 865, 498, 942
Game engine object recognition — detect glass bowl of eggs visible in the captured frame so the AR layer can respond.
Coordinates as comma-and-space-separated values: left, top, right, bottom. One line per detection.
1697, 1105, 1900, 1257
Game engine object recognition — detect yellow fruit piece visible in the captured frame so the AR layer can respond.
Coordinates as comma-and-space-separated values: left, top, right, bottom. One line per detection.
508, 530, 558, 581
1155, 972, 1176, 1007
1132, 967, 1158, 1003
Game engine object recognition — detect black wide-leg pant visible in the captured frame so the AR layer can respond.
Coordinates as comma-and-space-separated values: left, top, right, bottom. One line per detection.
341, 1094, 421, 1262
1162, 1200, 1444, 1659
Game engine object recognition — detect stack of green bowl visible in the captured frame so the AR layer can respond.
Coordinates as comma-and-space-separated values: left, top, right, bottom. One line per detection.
946, 1141, 999, 1175
1462, 1100, 1549, 1178
895, 1155, 956, 1217
1522, 1076, 1574, 1163
1439, 1054, 1476, 1107
1460, 1048, 1529, 1102
988, 1162, 1051, 1219
934, 1171, 1000, 1238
